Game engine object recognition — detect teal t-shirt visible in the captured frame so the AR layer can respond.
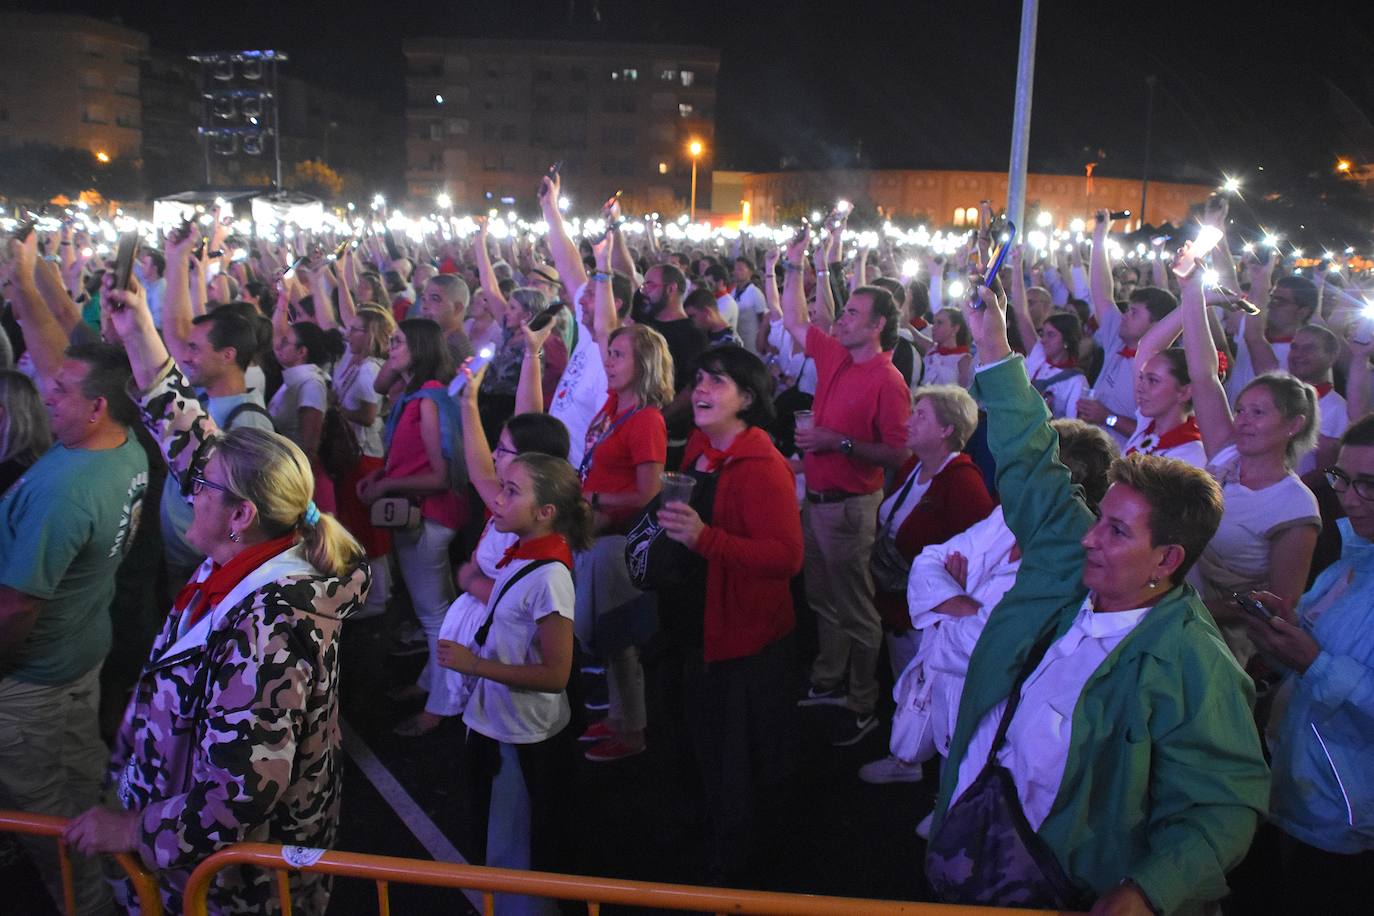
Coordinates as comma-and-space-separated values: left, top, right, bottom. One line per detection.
0, 432, 148, 684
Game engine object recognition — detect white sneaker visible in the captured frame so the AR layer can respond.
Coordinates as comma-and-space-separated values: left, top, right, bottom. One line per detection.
915, 812, 934, 839
857, 754, 924, 784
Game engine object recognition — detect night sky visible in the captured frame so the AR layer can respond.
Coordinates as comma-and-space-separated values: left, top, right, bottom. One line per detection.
8, 0, 1374, 186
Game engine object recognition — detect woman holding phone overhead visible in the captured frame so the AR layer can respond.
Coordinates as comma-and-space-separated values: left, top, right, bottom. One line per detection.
575, 237, 673, 763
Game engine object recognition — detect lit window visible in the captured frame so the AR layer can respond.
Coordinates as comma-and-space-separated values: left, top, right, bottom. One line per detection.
953, 208, 965, 227
964, 207, 979, 224
658, 162, 669, 174
678, 103, 694, 118
660, 69, 677, 82
680, 70, 695, 87
611, 68, 638, 82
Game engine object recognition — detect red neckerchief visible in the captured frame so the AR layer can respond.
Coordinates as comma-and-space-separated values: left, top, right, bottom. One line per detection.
496, 533, 574, 571
173, 533, 298, 629
935, 345, 970, 356
1314, 382, 1334, 399
1117, 345, 1137, 358
911, 316, 929, 331
1216, 349, 1229, 377
699, 431, 747, 472
1127, 416, 1201, 456
1268, 334, 1294, 344
1046, 353, 1077, 369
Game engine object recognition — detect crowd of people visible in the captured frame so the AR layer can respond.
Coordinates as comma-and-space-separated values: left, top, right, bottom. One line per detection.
0, 177, 1371, 916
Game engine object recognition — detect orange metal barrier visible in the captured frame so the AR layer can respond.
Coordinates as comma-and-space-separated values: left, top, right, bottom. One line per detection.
183, 842, 1080, 916
0, 809, 164, 916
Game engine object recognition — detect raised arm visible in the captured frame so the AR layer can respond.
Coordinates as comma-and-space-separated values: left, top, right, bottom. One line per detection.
472, 220, 506, 306
1178, 268, 1233, 458
1007, 244, 1037, 356
5, 233, 70, 378
32, 257, 84, 336
1347, 334, 1372, 422
780, 228, 811, 350
514, 319, 555, 415
758, 247, 781, 353
590, 236, 619, 367
538, 173, 589, 293
1089, 209, 1118, 326
161, 227, 200, 361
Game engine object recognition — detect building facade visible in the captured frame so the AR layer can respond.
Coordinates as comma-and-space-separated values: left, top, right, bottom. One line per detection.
730, 169, 1213, 230
403, 38, 719, 213
0, 13, 147, 160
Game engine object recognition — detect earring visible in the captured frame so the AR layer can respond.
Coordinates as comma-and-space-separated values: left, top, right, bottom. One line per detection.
228, 529, 240, 543
1147, 576, 1159, 589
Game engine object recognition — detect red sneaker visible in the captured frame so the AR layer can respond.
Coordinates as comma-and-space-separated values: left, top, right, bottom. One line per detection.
583, 738, 646, 763
578, 719, 614, 743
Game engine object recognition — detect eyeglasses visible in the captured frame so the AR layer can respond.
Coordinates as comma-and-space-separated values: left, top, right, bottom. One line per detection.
493, 444, 518, 458
191, 474, 234, 497
1324, 466, 1374, 501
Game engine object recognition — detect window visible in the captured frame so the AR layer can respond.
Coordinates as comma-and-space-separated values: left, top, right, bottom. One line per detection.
658, 161, 669, 174
679, 70, 695, 87
659, 69, 678, 82
678, 103, 694, 118
609, 68, 638, 82
953, 208, 965, 227
446, 118, 469, 135
82, 105, 107, 124
116, 113, 137, 129
965, 206, 979, 224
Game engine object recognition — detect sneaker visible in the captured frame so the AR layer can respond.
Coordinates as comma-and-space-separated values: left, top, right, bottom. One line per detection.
797, 684, 847, 707
578, 719, 614, 743
915, 812, 934, 839
831, 714, 878, 747
858, 754, 924, 785
584, 738, 646, 763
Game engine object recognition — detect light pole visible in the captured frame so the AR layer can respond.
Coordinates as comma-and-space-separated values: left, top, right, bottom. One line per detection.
688, 139, 703, 222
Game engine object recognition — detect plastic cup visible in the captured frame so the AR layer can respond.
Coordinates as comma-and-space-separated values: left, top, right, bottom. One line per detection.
794, 410, 815, 434
660, 472, 697, 506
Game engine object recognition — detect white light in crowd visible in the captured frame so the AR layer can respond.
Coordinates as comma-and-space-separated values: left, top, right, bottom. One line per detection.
1345, 246, 1355, 254
1201, 268, 1220, 286
1191, 225, 1224, 259
436, 193, 451, 209
1222, 176, 1241, 193
947, 279, 966, 299
435, 94, 444, 104
347, 202, 356, 211
1069, 217, 1085, 233
77, 200, 88, 211
835, 199, 852, 214
558, 196, 570, 212
1027, 230, 1046, 250
214, 196, 227, 208
810, 211, 822, 223
901, 258, 919, 278
1262, 232, 1280, 248
1292, 248, 1304, 258
372, 194, 385, 210
1036, 211, 1053, 228
1242, 242, 1255, 253
1064, 243, 1074, 253
1362, 300, 1374, 320
81, 247, 93, 258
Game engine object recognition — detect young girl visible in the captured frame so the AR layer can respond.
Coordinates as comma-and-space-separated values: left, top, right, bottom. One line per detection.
920, 307, 972, 387
437, 452, 593, 916
1024, 311, 1087, 419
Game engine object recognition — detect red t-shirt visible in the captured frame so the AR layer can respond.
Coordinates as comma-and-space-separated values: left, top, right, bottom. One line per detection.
582, 402, 667, 496
384, 380, 464, 530
803, 325, 911, 494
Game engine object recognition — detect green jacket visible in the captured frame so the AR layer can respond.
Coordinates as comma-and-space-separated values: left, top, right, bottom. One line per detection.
931, 356, 1270, 915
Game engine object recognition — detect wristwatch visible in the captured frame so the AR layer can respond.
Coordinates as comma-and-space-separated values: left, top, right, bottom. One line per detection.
839, 437, 855, 456
1104, 414, 1120, 429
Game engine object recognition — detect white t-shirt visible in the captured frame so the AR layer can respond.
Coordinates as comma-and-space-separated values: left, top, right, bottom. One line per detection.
1189, 445, 1320, 664
1296, 387, 1347, 477
1025, 341, 1087, 420
767, 321, 817, 395
734, 283, 767, 354
952, 598, 1149, 830
463, 557, 577, 745
333, 354, 385, 458
877, 454, 955, 539
269, 363, 328, 447
715, 291, 739, 330
1121, 410, 1208, 468
922, 348, 970, 388
1091, 306, 1136, 446
550, 314, 606, 471
465, 318, 505, 358
1225, 316, 1293, 405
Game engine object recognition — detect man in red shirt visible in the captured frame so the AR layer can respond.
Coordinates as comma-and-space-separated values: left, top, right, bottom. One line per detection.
782, 229, 911, 746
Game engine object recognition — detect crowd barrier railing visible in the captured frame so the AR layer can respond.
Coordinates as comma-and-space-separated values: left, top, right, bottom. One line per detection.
183, 842, 1081, 916
0, 809, 163, 916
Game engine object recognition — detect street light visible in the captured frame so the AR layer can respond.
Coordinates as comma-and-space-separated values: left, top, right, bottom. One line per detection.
688, 139, 704, 222
95, 151, 111, 163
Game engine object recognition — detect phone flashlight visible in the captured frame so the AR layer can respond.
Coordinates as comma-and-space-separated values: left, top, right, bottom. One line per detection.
1108, 209, 1132, 221
448, 345, 498, 397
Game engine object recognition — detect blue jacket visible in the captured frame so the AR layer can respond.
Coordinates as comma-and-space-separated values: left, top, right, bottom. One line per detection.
931, 356, 1270, 915
1268, 518, 1374, 853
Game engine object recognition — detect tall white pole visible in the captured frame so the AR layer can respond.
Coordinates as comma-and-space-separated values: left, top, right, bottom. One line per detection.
1006, 0, 1039, 231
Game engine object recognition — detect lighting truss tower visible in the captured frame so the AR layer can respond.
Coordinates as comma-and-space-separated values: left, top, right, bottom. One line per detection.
189, 49, 288, 188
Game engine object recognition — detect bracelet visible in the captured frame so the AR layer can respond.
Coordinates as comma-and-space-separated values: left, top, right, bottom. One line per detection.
591, 270, 611, 282
815, 268, 830, 275
523, 347, 544, 359
781, 259, 803, 273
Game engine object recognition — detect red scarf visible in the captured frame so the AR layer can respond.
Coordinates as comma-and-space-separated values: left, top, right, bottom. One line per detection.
911, 316, 929, 331
1216, 349, 1229, 377
173, 534, 298, 629
1046, 353, 1077, 370
496, 533, 574, 571
1314, 382, 1334, 399
1127, 416, 1202, 456
935, 345, 970, 356
1117, 345, 1137, 358
699, 430, 748, 471
1268, 334, 1294, 344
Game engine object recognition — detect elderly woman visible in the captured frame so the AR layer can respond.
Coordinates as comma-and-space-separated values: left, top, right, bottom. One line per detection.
65, 280, 368, 915
924, 278, 1268, 915
0, 369, 51, 494
869, 384, 994, 682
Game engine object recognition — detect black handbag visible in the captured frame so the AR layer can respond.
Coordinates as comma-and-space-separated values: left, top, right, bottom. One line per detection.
624, 469, 717, 591
869, 468, 922, 594
925, 628, 1086, 910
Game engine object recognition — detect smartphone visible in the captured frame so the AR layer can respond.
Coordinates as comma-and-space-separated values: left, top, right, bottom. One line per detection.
970, 220, 1018, 309
527, 300, 567, 332
382, 227, 401, 262
170, 217, 195, 245
110, 231, 139, 298
447, 344, 498, 397
1109, 209, 1132, 221
538, 160, 563, 199
13, 217, 37, 243
1172, 225, 1225, 278
1231, 591, 1273, 622
282, 254, 309, 280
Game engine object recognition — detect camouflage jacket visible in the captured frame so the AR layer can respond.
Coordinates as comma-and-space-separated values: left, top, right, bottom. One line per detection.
109, 361, 368, 915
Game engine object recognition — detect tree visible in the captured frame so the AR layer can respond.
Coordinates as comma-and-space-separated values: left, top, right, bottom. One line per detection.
291, 159, 343, 200
0, 143, 142, 207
